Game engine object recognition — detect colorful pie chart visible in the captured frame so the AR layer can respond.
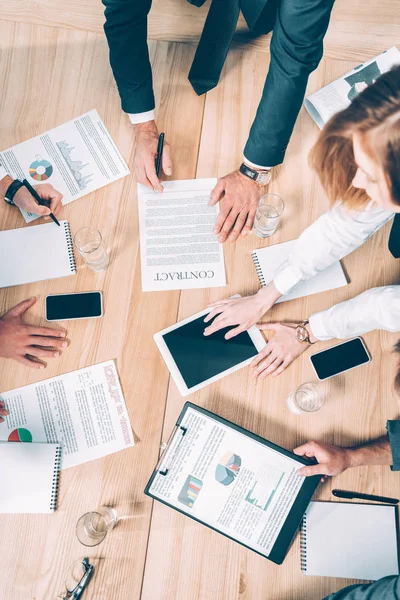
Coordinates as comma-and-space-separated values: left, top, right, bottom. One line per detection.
8, 428, 32, 442
29, 159, 53, 181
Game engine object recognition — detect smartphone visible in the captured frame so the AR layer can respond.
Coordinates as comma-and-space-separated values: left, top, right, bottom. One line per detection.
309, 337, 371, 380
46, 292, 103, 321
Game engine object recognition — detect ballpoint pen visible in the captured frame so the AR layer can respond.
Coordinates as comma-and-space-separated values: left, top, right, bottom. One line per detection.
155, 132, 165, 177
332, 489, 399, 505
22, 178, 60, 226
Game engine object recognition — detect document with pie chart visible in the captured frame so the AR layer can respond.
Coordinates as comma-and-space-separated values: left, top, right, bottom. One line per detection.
0, 109, 130, 222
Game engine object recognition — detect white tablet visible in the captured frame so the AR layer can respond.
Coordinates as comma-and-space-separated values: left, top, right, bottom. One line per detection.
154, 306, 267, 396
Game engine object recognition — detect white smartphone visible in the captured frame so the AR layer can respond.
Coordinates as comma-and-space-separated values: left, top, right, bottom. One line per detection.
309, 337, 371, 380
45, 291, 103, 322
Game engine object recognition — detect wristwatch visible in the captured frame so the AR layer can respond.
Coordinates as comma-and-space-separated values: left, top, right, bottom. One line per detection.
4, 180, 24, 206
239, 163, 272, 186
295, 320, 316, 345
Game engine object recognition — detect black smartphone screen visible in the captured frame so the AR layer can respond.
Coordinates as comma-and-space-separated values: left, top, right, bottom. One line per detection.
46, 292, 102, 321
162, 315, 258, 389
310, 338, 370, 380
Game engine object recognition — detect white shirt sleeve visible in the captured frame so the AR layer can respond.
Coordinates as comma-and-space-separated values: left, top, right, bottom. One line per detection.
243, 156, 272, 170
274, 202, 394, 295
128, 110, 155, 124
309, 286, 400, 341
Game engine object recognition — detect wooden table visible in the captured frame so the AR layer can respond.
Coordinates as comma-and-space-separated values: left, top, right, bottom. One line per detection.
0, 1, 400, 598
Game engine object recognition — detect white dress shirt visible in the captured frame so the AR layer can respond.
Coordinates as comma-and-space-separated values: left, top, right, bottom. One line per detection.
273, 201, 399, 340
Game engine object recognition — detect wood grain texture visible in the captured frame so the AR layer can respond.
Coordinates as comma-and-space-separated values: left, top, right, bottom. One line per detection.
0, 1, 399, 598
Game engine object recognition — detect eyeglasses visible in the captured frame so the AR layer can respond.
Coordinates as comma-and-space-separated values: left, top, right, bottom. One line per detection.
56, 557, 94, 600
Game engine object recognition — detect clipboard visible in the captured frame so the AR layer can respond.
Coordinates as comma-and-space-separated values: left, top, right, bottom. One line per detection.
145, 402, 319, 565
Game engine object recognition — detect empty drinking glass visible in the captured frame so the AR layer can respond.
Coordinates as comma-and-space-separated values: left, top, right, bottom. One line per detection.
253, 193, 284, 238
74, 227, 109, 271
286, 382, 325, 415
76, 506, 117, 547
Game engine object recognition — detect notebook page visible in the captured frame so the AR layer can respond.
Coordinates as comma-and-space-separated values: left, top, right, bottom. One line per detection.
0, 220, 75, 288
252, 240, 347, 303
0, 443, 61, 513
303, 501, 399, 580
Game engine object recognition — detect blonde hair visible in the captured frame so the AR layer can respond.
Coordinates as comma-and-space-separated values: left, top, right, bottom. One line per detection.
309, 65, 400, 209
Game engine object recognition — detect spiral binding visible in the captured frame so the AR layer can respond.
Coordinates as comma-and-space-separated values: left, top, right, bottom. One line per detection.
251, 251, 266, 287
300, 515, 307, 571
50, 445, 62, 511
63, 221, 77, 273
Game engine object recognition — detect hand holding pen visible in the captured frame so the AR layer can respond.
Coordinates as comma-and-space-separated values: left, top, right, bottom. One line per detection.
133, 121, 172, 192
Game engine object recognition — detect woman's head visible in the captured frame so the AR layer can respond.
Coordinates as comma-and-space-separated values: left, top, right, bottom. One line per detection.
310, 65, 400, 212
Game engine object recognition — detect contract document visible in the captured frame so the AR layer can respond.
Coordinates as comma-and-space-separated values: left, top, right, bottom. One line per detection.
137, 179, 226, 291
0, 110, 130, 222
145, 403, 319, 564
0, 360, 134, 469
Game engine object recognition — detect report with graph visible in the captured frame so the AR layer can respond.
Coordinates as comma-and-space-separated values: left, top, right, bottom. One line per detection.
145, 403, 319, 564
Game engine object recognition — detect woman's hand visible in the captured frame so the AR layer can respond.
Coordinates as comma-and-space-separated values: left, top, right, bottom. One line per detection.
251, 322, 314, 379
203, 282, 282, 339
13, 182, 63, 217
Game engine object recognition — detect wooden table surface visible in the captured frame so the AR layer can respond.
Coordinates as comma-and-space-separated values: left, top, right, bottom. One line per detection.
0, 1, 400, 598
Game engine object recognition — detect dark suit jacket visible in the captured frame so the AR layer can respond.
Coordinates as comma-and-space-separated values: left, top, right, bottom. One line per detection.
102, 0, 335, 166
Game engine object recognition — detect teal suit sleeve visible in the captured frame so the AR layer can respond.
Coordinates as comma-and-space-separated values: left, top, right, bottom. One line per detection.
102, 0, 155, 114
244, 0, 335, 167
322, 575, 400, 599
387, 420, 400, 471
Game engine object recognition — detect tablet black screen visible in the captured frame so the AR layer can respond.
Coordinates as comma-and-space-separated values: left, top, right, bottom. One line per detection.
162, 315, 259, 389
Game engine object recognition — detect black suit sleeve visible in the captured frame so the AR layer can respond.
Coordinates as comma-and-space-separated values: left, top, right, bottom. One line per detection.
102, 0, 155, 114
322, 576, 400, 600
244, 0, 335, 167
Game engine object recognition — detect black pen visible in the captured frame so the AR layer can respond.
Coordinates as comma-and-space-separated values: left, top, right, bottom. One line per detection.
155, 132, 165, 177
332, 489, 399, 505
22, 178, 60, 226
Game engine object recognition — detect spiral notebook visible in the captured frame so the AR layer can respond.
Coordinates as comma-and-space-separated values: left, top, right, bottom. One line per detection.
251, 240, 347, 303
0, 220, 76, 288
300, 501, 399, 581
0, 442, 62, 513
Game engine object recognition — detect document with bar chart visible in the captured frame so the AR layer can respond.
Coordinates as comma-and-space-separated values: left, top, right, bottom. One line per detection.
145, 403, 319, 564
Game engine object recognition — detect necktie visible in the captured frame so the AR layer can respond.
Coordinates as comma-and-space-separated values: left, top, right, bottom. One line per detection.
388, 213, 400, 258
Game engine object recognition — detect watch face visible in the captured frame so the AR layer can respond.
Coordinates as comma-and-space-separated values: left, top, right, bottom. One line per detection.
256, 171, 271, 186
296, 326, 308, 343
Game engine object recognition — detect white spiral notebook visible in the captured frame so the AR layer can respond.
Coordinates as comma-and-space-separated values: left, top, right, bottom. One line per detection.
0, 442, 62, 513
0, 220, 76, 288
300, 501, 399, 581
251, 240, 347, 303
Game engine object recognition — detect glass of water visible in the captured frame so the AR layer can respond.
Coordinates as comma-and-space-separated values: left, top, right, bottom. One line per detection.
74, 227, 109, 271
286, 382, 325, 415
76, 506, 118, 547
253, 193, 284, 238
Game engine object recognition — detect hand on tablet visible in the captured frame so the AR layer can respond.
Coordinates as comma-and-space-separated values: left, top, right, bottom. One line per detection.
251, 322, 309, 379
0, 297, 69, 369
203, 283, 281, 339
294, 441, 352, 480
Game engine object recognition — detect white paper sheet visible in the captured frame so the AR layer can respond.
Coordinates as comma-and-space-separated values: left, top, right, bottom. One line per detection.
302, 501, 399, 580
137, 179, 226, 291
0, 110, 130, 222
252, 240, 347, 302
0, 361, 134, 469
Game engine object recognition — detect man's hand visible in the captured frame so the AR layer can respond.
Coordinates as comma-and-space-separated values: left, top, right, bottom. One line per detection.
251, 322, 315, 380
0, 297, 68, 369
0, 175, 63, 218
294, 441, 353, 479
209, 170, 263, 243
203, 283, 282, 339
134, 121, 172, 192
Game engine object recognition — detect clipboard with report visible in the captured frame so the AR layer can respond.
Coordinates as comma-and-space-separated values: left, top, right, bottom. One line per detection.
145, 403, 320, 565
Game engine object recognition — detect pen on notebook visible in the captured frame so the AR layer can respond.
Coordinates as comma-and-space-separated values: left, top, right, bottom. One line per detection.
332, 489, 399, 505
22, 178, 60, 226
155, 132, 165, 178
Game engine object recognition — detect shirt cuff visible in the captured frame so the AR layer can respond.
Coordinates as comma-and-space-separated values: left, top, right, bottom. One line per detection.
308, 311, 333, 341
273, 264, 303, 296
387, 420, 400, 471
128, 110, 155, 125
243, 156, 272, 170
0, 164, 8, 181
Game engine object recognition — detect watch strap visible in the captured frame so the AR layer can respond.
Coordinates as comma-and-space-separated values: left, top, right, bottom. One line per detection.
4, 180, 24, 206
239, 163, 258, 181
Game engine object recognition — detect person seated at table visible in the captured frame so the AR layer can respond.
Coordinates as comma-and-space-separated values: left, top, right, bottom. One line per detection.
203, 66, 400, 380
294, 341, 400, 600
0, 168, 67, 385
